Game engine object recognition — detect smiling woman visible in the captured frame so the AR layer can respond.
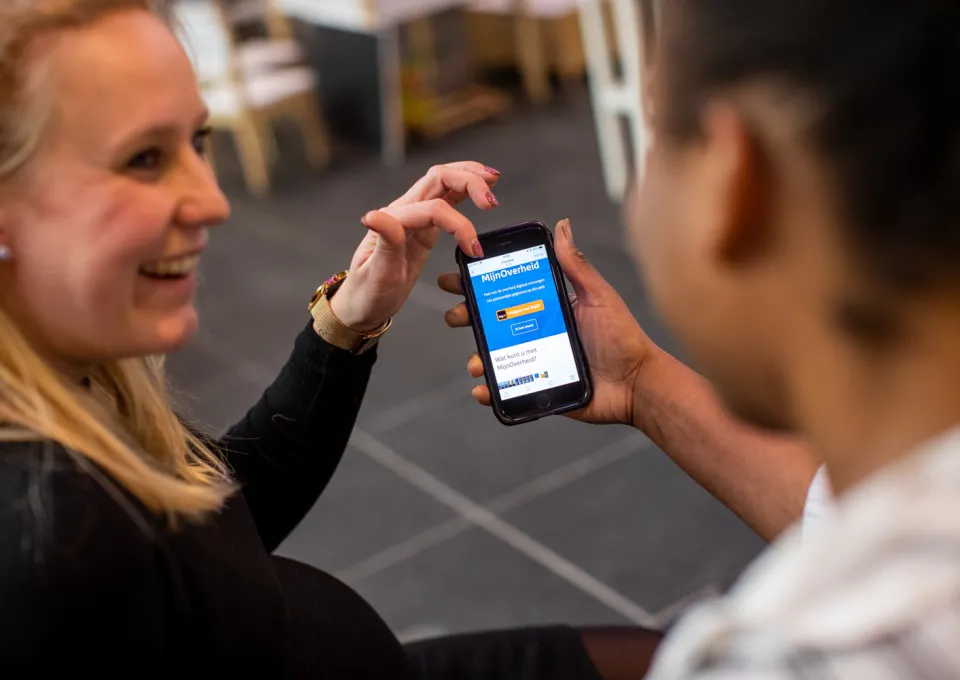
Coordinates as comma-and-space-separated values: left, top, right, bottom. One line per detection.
0, 0, 232, 520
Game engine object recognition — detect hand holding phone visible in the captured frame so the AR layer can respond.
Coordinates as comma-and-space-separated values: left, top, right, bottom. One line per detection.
443, 219, 657, 427
455, 221, 593, 424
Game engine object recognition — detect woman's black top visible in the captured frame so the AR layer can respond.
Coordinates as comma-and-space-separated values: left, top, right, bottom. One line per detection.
0, 323, 413, 678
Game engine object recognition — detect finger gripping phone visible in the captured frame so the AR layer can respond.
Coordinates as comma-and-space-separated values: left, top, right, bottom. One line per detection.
456, 221, 593, 425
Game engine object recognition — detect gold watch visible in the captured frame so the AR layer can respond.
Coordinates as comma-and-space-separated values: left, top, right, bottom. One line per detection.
308, 271, 392, 354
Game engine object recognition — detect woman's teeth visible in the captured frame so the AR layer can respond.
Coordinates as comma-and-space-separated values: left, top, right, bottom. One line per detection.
139, 254, 200, 278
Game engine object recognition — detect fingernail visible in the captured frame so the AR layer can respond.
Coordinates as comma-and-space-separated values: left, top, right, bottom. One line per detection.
484, 166, 500, 176
472, 240, 484, 258
360, 212, 373, 226
485, 192, 499, 207
559, 218, 572, 238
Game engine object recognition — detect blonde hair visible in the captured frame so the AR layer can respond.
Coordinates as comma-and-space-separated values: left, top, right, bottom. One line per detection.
0, 0, 233, 521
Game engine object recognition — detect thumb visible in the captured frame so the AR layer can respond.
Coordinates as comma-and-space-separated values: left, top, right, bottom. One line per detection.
554, 219, 608, 302
362, 210, 406, 256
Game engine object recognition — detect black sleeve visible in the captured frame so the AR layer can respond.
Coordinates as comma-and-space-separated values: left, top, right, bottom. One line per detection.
213, 321, 377, 552
0, 443, 181, 676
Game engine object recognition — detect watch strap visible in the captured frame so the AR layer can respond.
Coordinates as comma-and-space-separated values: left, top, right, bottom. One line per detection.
308, 273, 392, 354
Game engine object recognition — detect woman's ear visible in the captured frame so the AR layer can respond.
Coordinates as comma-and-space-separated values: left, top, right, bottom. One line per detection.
699, 102, 775, 267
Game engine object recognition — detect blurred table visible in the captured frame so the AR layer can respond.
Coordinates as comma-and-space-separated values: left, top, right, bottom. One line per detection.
275, 0, 470, 164
469, 0, 582, 103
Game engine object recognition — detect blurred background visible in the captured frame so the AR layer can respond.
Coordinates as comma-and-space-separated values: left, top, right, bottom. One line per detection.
166, 0, 764, 641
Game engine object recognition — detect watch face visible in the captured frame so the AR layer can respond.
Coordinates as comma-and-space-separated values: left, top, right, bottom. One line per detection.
310, 271, 348, 310
323, 272, 344, 288
325, 271, 349, 291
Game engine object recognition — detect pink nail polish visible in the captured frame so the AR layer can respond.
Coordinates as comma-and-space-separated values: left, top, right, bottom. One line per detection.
486, 192, 499, 207
484, 166, 500, 176
472, 240, 484, 258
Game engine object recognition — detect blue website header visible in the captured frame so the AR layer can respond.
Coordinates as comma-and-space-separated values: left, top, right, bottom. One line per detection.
470, 251, 567, 353
479, 259, 541, 284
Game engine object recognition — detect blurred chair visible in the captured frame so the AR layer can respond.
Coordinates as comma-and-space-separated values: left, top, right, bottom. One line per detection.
173, 0, 330, 196
578, 0, 655, 201
219, 0, 305, 72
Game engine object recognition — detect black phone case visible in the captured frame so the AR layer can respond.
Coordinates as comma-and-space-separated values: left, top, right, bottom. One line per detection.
456, 221, 593, 425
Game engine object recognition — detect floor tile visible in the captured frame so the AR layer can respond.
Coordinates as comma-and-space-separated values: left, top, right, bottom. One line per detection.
276, 450, 457, 574
353, 529, 632, 634
504, 452, 766, 613
179, 368, 265, 435
356, 303, 479, 421
384, 392, 638, 503
165, 333, 233, 399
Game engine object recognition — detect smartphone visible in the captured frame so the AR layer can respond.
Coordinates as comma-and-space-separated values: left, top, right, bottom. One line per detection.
456, 221, 593, 425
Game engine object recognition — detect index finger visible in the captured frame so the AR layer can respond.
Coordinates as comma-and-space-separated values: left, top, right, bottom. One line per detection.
395, 162, 499, 206
380, 199, 482, 257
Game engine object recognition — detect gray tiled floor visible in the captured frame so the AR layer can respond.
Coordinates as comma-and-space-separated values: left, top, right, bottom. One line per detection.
166, 86, 765, 638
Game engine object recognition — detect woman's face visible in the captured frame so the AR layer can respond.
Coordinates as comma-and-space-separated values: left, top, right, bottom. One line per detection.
0, 9, 229, 370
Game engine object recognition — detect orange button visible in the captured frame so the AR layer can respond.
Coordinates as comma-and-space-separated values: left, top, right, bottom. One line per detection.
496, 300, 544, 321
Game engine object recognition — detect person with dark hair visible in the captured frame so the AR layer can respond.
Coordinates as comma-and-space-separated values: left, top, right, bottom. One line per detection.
444, 0, 960, 676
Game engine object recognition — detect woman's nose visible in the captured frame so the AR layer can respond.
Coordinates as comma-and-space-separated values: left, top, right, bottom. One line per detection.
176, 154, 231, 228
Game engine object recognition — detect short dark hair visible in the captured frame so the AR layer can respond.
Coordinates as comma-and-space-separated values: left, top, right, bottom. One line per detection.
657, 0, 960, 293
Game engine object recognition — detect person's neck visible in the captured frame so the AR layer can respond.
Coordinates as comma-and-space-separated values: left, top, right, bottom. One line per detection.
794, 300, 960, 496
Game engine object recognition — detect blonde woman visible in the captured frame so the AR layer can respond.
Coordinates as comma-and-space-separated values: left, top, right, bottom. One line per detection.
0, 0, 494, 673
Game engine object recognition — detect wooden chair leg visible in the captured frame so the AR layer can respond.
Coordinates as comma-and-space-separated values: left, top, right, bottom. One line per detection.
515, 11, 551, 103
549, 12, 587, 85
234, 113, 271, 196
296, 93, 331, 168
250, 113, 279, 168
204, 132, 219, 179
264, 0, 294, 40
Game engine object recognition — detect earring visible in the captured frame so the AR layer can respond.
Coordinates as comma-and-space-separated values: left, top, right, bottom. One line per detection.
0, 245, 10, 262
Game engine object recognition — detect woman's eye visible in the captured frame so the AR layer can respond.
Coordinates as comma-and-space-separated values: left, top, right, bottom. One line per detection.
127, 148, 163, 170
193, 127, 213, 155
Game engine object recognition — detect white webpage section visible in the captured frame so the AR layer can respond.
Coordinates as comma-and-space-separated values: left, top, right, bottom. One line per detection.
468, 245, 547, 278
489, 333, 580, 401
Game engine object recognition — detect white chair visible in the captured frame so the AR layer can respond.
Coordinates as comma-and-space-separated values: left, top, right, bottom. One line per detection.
173, 0, 330, 196
578, 0, 655, 201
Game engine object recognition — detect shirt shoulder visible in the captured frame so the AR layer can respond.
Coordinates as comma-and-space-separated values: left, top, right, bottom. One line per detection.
0, 438, 176, 669
649, 427, 960, 680
0, 437, 160, 560
689, 595, 960, 680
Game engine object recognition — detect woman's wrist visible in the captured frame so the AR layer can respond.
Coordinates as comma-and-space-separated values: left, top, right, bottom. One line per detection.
328, 279, 389, 333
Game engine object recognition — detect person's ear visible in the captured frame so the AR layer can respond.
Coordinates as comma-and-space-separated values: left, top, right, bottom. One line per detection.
699, 102, 774, 266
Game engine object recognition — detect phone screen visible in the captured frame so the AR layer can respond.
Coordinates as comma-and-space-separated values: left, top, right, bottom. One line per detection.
467, 244, 583, 401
